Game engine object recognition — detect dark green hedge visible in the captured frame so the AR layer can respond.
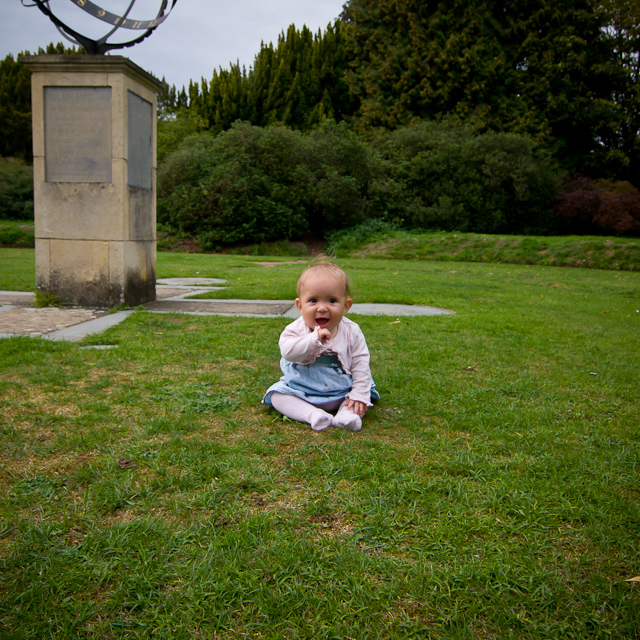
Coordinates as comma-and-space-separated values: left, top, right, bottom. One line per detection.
157, 120, 563, 246
373, 123, 561, 235
158, 121, 383, 248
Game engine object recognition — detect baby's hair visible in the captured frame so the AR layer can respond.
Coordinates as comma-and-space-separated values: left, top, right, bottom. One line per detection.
296, 260, 351, 298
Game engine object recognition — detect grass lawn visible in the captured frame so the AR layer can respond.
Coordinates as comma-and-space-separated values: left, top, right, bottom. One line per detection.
0, 246, 639, 638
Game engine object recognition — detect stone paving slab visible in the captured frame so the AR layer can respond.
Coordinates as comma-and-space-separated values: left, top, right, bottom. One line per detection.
350, 303, 454, 316
0, 291, 35, 306
46, 311, 135, 341
0, 306, 108, 337
157, 277, 228, 286
156, 287, 227, 300
143, 299, 296, 317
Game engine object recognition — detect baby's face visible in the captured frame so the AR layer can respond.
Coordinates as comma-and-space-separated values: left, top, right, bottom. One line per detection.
295, 273, 352, 338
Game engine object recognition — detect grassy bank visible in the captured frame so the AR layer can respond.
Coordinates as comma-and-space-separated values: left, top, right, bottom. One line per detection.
329, 229, 640, 272
1, 251, 639, 638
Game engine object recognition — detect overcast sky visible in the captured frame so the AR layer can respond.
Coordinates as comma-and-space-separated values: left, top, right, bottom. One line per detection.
2, 0, 346, 89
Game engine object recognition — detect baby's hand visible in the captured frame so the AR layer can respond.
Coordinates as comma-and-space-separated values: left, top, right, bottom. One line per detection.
316, 327, 331, 343
346, 399, 367, 417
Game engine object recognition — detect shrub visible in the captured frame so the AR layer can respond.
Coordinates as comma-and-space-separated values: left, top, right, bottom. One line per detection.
305, 121, 385, 230
374, 122, 561, 234
158, 123, 309, 246
0, 156, 34, 220
157, 121, 385, 246
552, 175, 601, 234
593, 180, 640, 236
157, 109, 208, 165
0, 223, 34, 247
554, 175, 640, 236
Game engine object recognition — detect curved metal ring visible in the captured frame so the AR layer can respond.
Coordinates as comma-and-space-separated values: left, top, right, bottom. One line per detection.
26, 0, 178, 55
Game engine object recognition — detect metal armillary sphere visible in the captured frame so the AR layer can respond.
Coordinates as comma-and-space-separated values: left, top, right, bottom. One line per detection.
22, 0, 178, 55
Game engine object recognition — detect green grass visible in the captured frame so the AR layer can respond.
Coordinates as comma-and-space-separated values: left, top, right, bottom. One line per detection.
0, 247, 36, 291
330, 229, 640, 272
1, 247, 639, 638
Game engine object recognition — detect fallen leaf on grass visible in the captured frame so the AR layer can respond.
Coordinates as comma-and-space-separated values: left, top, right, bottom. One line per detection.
117, 458, 137, 470
389, 320, 401, 324
625, 576, 640, 582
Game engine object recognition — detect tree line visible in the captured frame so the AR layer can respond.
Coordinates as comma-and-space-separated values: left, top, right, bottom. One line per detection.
157, 0, 639, 187
2, 1, 638, 183
1, 0, 639, 236
156, 0, 638, 241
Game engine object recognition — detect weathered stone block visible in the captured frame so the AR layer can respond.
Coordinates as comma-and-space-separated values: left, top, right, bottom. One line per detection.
47, 239, 120, 307
21, 55, 164, 307
128, 186, 155, 241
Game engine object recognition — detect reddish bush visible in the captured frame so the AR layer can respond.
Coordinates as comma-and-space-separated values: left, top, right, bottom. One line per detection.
593, 180, 640, 236
554, 175, 601, 233
554, 175, 640, 236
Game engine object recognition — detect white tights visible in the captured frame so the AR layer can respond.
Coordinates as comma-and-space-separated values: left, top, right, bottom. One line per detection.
270, 393, 363, 431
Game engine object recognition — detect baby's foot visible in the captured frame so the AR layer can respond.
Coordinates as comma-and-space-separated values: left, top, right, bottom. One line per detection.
310, 410, 333, 431
332, 408, 362, 431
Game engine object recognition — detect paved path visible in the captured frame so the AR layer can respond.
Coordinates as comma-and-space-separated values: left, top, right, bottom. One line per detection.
0, 279, 454, 342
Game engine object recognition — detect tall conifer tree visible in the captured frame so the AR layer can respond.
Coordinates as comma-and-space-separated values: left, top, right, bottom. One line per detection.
186, 22, 355, 133
341, 0, 628, 177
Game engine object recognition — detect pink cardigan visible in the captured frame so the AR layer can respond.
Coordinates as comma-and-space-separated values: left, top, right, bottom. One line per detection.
279, 316, 375, 405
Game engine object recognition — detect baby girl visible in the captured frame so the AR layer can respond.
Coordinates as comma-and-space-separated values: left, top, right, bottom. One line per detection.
263, 261, 379, 431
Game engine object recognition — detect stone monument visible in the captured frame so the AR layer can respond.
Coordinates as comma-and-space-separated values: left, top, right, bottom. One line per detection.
20, 0, 177, 307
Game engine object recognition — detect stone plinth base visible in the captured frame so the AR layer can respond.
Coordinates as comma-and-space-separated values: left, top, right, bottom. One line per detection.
21, 55, 163, 308
36, 238, 155, 308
